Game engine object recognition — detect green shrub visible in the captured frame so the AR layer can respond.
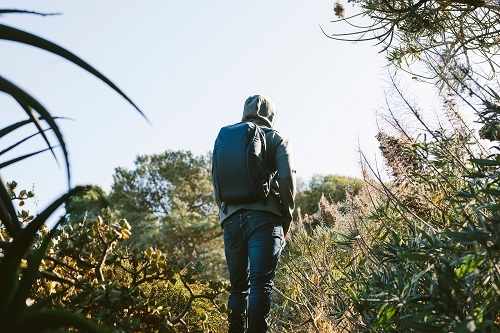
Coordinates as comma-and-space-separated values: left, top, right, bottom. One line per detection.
33, 210, 230, 332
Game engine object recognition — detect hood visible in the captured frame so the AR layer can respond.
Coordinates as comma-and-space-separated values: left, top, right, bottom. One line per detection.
241, 95, 276, 128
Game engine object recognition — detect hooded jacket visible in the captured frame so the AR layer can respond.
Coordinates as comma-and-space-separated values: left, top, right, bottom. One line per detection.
214, 95, 297, 234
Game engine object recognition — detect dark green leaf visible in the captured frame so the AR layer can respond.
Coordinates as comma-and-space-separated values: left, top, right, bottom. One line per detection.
0, 10, 59, 16
481, 188, 500, 196
397, 318, 444, 332
469, 158, 500, 166
15, 99, 59, 165
456, 191, 474, 198
399, 252, 430, 262
443, 230, 490, 244
0, 119, 32, 138
9, 216, 64, 317
0, 23, 147, 121
0, 186, 89, 320
0, 146, 57, 169
0, 76, 70, 184
0, 175, 21, 237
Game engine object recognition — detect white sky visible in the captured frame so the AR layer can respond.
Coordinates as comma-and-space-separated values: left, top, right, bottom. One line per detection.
1, 0, 395, 212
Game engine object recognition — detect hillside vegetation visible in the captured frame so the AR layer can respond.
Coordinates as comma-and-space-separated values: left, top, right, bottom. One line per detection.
2, 2, 500, 332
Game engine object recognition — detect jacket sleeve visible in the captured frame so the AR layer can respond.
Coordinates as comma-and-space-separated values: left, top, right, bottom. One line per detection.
272, 134, 297, 235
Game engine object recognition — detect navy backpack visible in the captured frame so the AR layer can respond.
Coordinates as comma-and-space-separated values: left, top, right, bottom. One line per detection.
212, 122, 274, 204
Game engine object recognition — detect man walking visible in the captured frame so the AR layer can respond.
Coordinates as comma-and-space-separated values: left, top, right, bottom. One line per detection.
212, 94, 297, 332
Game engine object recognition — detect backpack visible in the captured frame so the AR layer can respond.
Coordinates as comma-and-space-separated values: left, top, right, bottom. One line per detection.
212, 121, 274, 204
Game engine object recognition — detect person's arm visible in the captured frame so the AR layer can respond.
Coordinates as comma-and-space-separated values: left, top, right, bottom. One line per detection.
212, 190, 222, 208
274, 136, 297, 235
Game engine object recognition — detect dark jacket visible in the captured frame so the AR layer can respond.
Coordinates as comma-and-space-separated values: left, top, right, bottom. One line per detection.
214, 95, 297, 234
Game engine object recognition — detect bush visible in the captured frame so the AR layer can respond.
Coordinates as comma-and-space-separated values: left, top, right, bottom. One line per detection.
33, 208, 230, 332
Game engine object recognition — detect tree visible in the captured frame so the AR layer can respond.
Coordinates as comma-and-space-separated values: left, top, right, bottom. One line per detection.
109, 150, 224, 278
326, 0, 500, 84
65, 185, 112, 223
295, 174, 363, 217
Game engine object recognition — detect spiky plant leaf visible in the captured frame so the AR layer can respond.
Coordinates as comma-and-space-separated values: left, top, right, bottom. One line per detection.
0, 185, 89, 320
0, 75, 69, 183
0, 23, 146, 120
0, 119, 32, 138
0, 147, 56, 169
0, 175, 21, 236
8, 216, 65, 320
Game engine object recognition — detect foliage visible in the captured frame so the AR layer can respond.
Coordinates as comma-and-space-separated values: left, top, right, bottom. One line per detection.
377, 99, 499, 331
295, 174, 363, 217
325, 0, 500, 85
0, 184, 108, 333
109, 150, 224, 279
272, 74, 500, 332
65, 185, 113, 224
320, 7, 500, 331
0, 8, 147, 332
34, 208, 230, 332
272, 189, 373, 333
351, 95, 500, 332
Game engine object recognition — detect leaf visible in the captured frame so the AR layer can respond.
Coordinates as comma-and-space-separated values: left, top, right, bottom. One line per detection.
8, 216, 64, 317
377, 304, 397, 325
0, 118, 67, 157
443, 230, 490, 244
347, 285, 359, 305
481, 188, 500, 196
397, 317, 444, 332
456, 190, 474, 198
399, 252, 430, 262
0, 146, 58, 169
0, 75, 69, 183
453, 257, 483, 278
0, 175, 21, 237
15, 99, 60, 165
0, 23, 147, 121
488, 203, 500, 212
0, 186, 89, 321
0, 9, 60, 16
469, 158, 500, 166
0, 118, 32, 138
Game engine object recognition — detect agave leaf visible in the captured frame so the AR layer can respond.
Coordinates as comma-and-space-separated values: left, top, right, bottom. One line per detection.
0, 128, 53, 157
0, 146, 58, 169
1, 115, 69, 139
1, 116, 69, 157
0, 76, 70, 183
0, 23, 147, 121
0, 9, 60, 16
0, 185, 89, 319
0, 175, 21, 237
0, 119, 32, 138
8, 215, 64, 318
15, 99, 59, 165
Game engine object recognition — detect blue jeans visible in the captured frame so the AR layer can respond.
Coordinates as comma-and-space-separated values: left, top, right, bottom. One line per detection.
223, 210, 285, 333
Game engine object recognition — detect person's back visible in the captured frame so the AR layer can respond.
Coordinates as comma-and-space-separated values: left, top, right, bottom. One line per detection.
212, 94, 296, 333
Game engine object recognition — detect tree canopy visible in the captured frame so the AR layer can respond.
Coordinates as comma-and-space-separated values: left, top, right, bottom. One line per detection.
109, 150, 224, 277
295, 174, 363, 217
328, 0, 500, 83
